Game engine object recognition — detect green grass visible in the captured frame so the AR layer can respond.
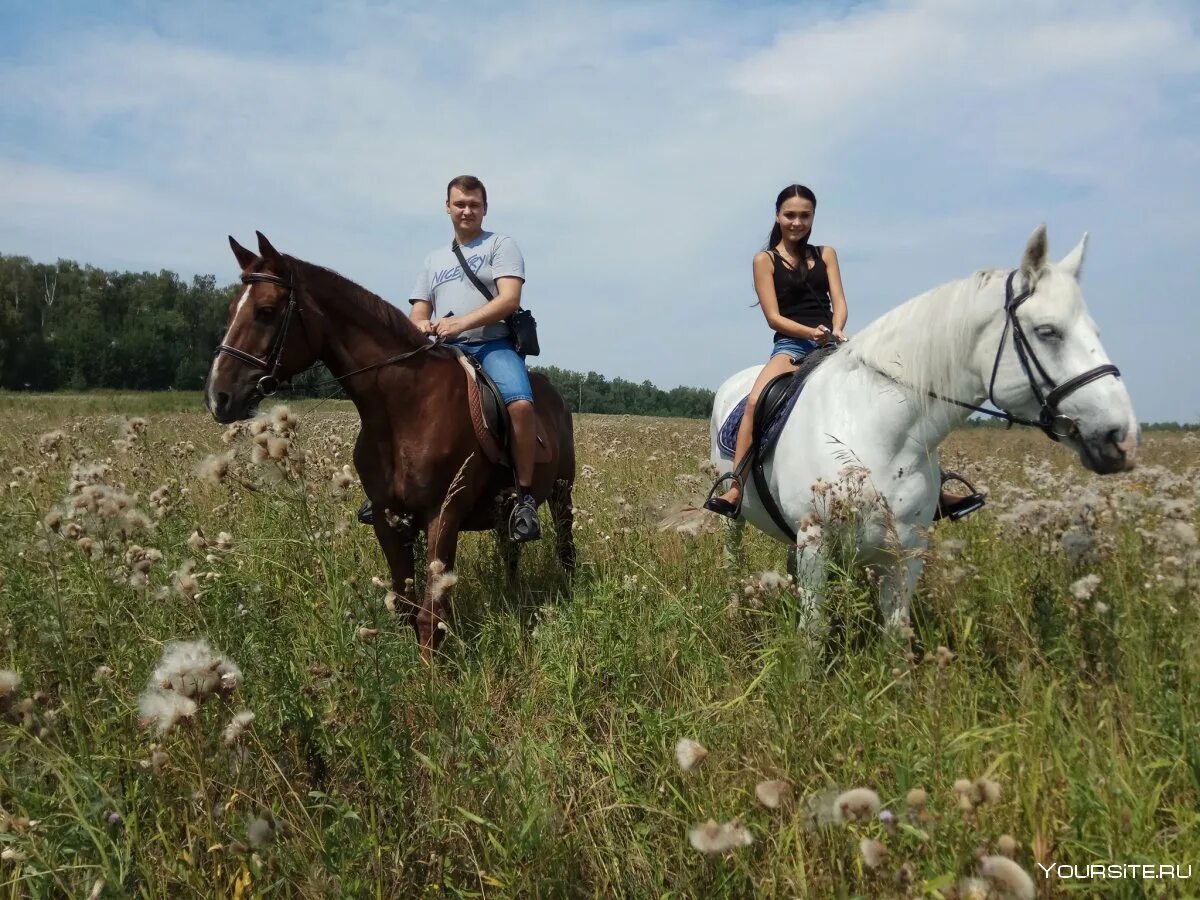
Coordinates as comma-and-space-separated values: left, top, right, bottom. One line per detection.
0, 397, 1196, 897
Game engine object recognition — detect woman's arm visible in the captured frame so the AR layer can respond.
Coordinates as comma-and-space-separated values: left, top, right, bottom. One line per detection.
823, 246, 849, 341
433, 277, 523, 340
754, 251, 825, 341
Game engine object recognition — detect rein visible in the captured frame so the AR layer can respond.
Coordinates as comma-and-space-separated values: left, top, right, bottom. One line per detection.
215, 269, 439, 398
884, 270, 1120, 441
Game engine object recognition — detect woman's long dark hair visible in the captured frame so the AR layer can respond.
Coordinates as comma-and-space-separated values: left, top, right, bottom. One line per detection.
766, 184, 817, 249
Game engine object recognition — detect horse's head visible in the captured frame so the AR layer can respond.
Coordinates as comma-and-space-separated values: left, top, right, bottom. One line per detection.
981, 226, 1138, 474
204, 232, 321, 423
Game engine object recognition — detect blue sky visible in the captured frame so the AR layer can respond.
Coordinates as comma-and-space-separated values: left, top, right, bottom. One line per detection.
1, 0, 1197, 422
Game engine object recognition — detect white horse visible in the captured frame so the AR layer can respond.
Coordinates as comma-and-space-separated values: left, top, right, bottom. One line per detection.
710, 226, 1138, 630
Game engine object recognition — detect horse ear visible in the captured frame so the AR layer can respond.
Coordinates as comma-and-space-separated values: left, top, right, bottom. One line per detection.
229, 235, 256, 271
255, 231, 281, 262
1020, 224, 1048, 282
1059, 232, 1088, 280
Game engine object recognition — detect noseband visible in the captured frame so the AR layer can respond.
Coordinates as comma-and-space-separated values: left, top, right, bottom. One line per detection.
215, 271, 304, 397
933, 270, 1120, 441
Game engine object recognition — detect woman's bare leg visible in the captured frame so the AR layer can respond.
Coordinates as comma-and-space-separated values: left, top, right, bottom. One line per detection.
717, 353, 801, 505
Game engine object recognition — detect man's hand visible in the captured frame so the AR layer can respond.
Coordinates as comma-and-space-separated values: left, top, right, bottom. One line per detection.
433, 316, 466, 339
415, 319, 437, 337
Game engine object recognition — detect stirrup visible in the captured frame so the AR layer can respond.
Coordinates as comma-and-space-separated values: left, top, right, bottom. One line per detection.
509, 495, 542, 543
934, 471, 986, 523
703, 472, 744, 519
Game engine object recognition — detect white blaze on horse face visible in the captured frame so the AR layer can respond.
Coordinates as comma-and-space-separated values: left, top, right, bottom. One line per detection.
206, 286, 253, 409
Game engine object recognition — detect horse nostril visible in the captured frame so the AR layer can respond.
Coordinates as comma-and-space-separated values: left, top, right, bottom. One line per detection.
216, 391, 231, 411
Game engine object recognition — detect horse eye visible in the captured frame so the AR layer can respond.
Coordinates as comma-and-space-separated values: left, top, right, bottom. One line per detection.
1035, 325, 1062, 341
255, 306, 276, 322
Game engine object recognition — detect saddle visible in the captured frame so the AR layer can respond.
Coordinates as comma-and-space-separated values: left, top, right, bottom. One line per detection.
451, 350, 551, 466
716, 343, 841, 540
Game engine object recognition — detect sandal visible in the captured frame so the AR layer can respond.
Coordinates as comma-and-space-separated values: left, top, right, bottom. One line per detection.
934, 471, 986, 522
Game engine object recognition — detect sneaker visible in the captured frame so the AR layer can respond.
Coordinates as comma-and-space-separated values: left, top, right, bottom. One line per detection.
357, 498, 375, 525
509, 494, 542, 543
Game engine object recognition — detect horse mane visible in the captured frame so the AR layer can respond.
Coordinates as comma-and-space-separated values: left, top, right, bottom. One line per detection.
839, 268, 1007, 412
291, 256, 424, 343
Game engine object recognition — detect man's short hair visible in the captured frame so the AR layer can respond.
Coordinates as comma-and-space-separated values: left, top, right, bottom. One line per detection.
446, 175, 487, 207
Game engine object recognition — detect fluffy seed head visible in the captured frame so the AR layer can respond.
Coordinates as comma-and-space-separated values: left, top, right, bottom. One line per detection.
979, 855, 1035, 900
674, 738, 708, 772
688, 819, 753, 854
833, 787, 881, 824
138, 689, 198, 736
859, 837, 887, 869
755, 779, 791, 809
222, 710, 256, 747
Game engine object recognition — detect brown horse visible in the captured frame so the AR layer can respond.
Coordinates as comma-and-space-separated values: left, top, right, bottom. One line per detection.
204, 231, 576, 652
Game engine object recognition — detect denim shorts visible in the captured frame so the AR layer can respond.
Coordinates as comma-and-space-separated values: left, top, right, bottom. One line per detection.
450, 338, 534, 405
771, 337, 819, 360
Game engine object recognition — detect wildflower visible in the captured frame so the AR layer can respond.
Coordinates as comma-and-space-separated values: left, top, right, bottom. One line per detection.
688, 819, 753, 854
383, 591, 399, 615
755, 779, 791, 809
859, 837, 887, 869
953, 778, 981, 810
905, 787, 927, 811
937, 646, 955, 670
171, 561, 198, 601
833, 787, 881, 823
214, 532, 234, 552
357, 627, 379, 642
429, 560, 458, 603
270, 404, 298, 433
1070, 574, 1102, 601
39, 430, 66, 459
222, 710, 256, 747
674, 737, 708, 772
1, 848, 27, 863
976, 777, 1002, 804
997, 834, 1018, 858
197, 450, 236, 484
954, 877, 991, 900
266, 436, 290, 460
246, 815, 276, 847
93, 665, 115, 681
43, 509, 63, 532
979, 855, 1035, 900
0, 670, 20, 703
151, 639, 242, 698
332, 466, 353, 491
138, 689, 198, 735
187, 531, 208, 552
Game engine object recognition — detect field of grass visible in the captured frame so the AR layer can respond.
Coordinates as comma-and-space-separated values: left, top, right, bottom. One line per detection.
0, 393, 1197, 897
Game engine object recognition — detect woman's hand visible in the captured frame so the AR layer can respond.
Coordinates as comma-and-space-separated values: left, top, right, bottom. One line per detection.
812, 325, 833, 344
831, 328, 848, 343
433, 316, 465, 339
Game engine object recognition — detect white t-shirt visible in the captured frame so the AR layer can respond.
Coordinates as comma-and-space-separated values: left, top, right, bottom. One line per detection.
409, 231, 525, 343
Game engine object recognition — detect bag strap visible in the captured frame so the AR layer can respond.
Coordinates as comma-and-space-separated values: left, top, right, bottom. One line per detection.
451, 241, 494, 301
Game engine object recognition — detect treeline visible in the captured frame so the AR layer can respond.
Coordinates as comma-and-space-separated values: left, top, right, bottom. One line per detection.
0, 254, 714, 418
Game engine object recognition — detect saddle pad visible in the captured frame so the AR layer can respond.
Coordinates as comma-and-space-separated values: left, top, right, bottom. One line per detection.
716, 385, 804, 459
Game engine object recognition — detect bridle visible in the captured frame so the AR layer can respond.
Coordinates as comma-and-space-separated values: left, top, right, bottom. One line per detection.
215, 271, 304, 397
215, 268, 439, 397
927, 270, 1120, 441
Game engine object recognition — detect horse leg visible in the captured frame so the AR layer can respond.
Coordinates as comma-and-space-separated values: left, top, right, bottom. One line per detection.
372, 516, 417, 626
792, 536, 830, 652
495, 507, 521, 583
722, 517, 745, 570
876, 554, 923, 634
418, 512, 463, 655
550, 477, 576, 574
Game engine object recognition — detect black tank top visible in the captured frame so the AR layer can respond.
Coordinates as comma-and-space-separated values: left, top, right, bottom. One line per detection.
771, 244, 832, 338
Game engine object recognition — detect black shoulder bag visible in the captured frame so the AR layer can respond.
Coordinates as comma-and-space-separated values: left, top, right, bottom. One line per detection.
451, 241, 540, 357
